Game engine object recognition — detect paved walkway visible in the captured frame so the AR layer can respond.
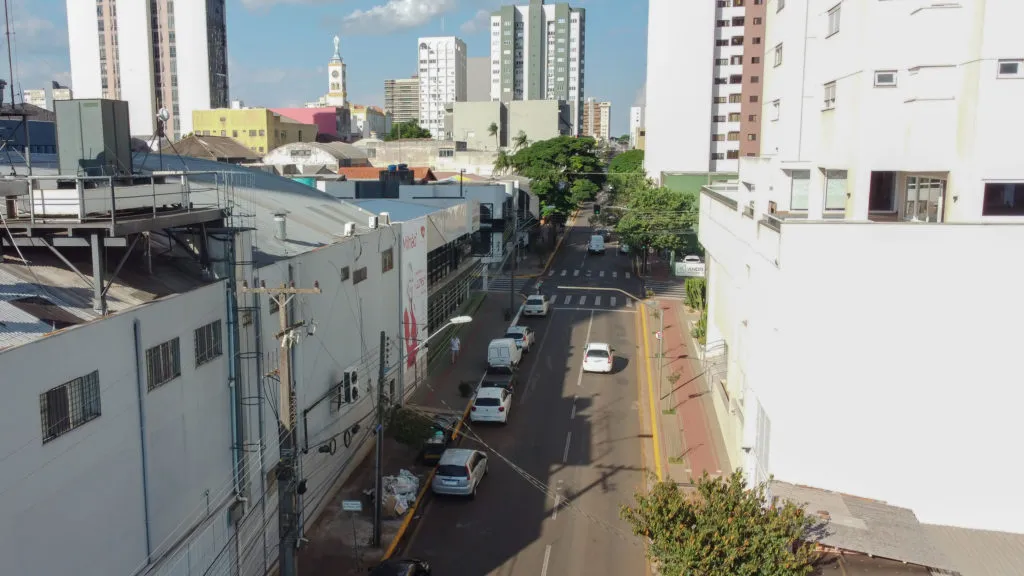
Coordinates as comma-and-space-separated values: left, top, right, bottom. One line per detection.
645, 298, 731, 486
298, 294, 511, 575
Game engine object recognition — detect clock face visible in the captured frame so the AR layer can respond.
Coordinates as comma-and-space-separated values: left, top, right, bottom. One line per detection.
332, 70, 340, 78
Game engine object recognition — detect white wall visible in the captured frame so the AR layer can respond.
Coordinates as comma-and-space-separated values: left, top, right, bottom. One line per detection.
116, 0, 157, 135
174, 0, 215, 137
66, 0, 103, 99
0, 282, 235, 576
699, 191, 1024, 532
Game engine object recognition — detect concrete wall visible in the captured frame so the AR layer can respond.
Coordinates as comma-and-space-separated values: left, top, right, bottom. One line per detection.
0, 282, 235, 576
466, 57, 492, 102
453, 101, 504, 151
361, 140, 499, 176
507, 100, 570, 145
698, 190, 1024, 533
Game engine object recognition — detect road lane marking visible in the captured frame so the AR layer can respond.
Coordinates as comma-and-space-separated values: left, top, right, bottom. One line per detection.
626, 272, 631, 279
563, 431, 572, 463
563, 295, 572, 304
552, 495, 560, 520
561, 269, 567, 277
579, 295, 587, 306
594, 296, 601, 306
576, 310, 594, 388
570, 395, 577, 419
520, 309, 559, 405
548, 269, 555, 276
599, 270, 605, 278
573, 269, 580, 277
639, 303, 665, 481
613, 271, 618, 278
553, 307, 635, 314
610, 296, 617, 307
542, 545, 552, 576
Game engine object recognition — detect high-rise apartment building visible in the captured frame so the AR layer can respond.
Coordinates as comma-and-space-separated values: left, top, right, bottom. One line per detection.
385, 76, 420, 124
629, 105, 644, 149
417, 37, 467, 140
23, 89, 46, 109
490, 0, 586, 136
66, 0, 229, 140
466, 57, 492, 102
644, 0, 764, 182
581, 98, 610, 141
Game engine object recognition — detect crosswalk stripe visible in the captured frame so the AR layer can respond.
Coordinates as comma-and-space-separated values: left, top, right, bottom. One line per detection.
563, 295, 572, 304
594, 296, 601, 305
599, 271, 605, 278
626, 299, 633, 308
625, 272, 631, 279
610, 296, 617, 307
574, 269, 580, 277
579, 296, 587, 306
561, 269, 567, 277
548, 269, 555, 276
612, 272, 618, 278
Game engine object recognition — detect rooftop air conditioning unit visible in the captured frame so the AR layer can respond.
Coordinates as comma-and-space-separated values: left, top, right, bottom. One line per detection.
379, 212, 391, 225
343, 222, 356, 237
368, 215, 379, 229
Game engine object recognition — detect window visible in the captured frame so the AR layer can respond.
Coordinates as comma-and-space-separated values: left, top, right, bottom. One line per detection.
827, 4, 841, 36
751, 75, 760, 83
731, 36, 744, 46
790, 170, 810, 210
40, 371, 101, 443
729, 74, 743, 84
774, 44, 783, 67
729, 93, 742, 103
716, 39, 729, 47
904, 177, 945, 222
249, 129, 257, 136
869, 171, 897, 212
747, 133, 757, 141
750, 95, 759, 103
712, 153, 725, 160
874, 70, 897, 87
717, 20, 729, 27
727, 131, 740, 141
712, 134, 725, 142
714, 96, 727, 103
715, 58, 729, 66
732, 17, 745, 26
753, 17, 762, 25
194, 320, 223, 367
982, 182, 1024, 216
726, 150, 740, 159
996, 60, 1023, 78
748, 114, 757, 122
146, 338, 181, 391
752, 56, 761, 64
713, 115, 726, 122
730, 55, 743, 65
439, 148, 455, 158
382, 248, 394, 273
824, 169, 848, 210
353, 266, 368, 284
258, 129, 266, 136
752, 37, 761, 45
823, 81, 836, 109
340, 266, 350, 281
728, 112, 741, 122
715, 77, 728, 85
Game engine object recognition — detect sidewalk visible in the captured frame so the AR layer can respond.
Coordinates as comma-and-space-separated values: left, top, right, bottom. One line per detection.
297, 294, 511, 575
643, 298, 731, 487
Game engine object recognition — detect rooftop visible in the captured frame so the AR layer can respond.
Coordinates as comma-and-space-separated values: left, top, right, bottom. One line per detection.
337, 166, 436, 182
161, 134, 259, 163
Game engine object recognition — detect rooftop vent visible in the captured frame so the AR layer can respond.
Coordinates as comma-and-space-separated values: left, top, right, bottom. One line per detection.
344, 222, 356, 236
379, 212, 391, 225
273, 212, 288, 241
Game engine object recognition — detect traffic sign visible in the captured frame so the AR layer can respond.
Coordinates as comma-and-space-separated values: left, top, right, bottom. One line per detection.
342, 500, 363, 512
655, 331, 663, 340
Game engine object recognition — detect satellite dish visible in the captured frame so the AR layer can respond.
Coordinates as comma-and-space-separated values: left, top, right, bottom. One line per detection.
157, 107, 170, 122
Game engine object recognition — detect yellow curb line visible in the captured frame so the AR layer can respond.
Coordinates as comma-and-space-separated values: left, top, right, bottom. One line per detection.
639, 301, 664, 483
635, 309, 654, 576
538, 208, 580, 277
382, 383, 477, 561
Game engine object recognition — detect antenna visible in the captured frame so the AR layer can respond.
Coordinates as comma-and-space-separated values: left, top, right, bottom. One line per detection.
3, 0, 15, 109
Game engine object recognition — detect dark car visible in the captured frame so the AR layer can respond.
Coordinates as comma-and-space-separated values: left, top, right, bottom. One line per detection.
369, 558, 432, 576
480, 366, 517, 394
420, 414, 461, 464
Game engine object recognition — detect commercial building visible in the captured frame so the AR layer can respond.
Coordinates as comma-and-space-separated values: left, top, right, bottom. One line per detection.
698, 0, 1024, 534
417, 37, 467, 140
262, 141, 370, 176
644, 0, 764, 182
192, 108, 318, 155
451, 99, 570, 151
66, 0, 228, 139
23, 89, 47, 109
581, 98, 610, 141
353, 138, 500, 177
490, 0, 586, 136
629, 105, 644, 149
466, 57, 492, 102
384, 76, 420, 124
271, 107, 353, 142
350, 105, 392, 139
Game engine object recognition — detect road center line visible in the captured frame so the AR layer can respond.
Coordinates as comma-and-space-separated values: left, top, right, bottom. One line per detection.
576, 310, 594, 387
563, 431, 572, 463
570, 396, 577, 420
520, 310, 559, 405
541, 545, 552, 576
552, 494, 560, 520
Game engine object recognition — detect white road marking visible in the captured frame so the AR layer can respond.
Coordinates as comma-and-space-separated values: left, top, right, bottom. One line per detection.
541, 545, 552, 576
573, 269, 580, 277
576, 310, 594, 387
610, 296, 617, 307
552, 495, 560, 520
553, 307, 636, 314
519, 308, 559, 404
626, 299, 634, 308
570, 396, 577, 419
594, 296, 601, 306
579, 295, 587, 306
612, 272, 618, 278
626, 272, 631, 279
560, 269, 567, 277
599, 270, 605, 278
548, 269, 555, 276
563, 294, 572, 304
563, 431, 572, 463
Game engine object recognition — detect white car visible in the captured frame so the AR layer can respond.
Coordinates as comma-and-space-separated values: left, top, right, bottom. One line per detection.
583, 343, 614, 374
683, 254, 703, 263
504, 325, 536, 353
522, 294, 551, 317
470, 386, 512, 424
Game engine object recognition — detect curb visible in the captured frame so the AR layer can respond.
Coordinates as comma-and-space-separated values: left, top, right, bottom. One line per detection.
536, 208, 580, 277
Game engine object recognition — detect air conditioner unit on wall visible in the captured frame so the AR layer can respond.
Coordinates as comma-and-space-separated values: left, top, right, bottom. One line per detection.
368, 215, 379, 229
344, 222, 356, 236
379, 212, 391, 225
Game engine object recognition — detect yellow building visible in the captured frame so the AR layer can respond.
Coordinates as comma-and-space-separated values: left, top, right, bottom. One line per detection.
191, 108, 318, 155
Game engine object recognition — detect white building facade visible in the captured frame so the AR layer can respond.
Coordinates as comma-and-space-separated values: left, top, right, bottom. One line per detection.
698, 0, 1024, 534
23, 89, 47, 109
66, 0, 229, 139
489, 1, 586, 136
629, 105, 644, 149
418, 36, 467, 140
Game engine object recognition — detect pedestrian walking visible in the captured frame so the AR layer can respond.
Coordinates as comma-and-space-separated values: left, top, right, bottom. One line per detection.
450, 335, 461, 365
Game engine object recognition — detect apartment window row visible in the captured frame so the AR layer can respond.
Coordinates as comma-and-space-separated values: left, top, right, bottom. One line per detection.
40, 371, 102, 444
712, 151, 742, 160
827, 4, 841, 37
789, 169, 847, 212
717, 0, 751, 6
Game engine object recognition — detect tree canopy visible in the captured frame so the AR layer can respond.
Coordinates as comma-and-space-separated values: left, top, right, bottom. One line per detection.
614, 184, 697, 253
609, 149, 644, 174
506, 136, 605, 215
622, 472, 818, 576
384, 120, 431, 141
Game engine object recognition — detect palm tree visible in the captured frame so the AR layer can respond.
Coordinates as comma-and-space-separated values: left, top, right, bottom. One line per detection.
512, 130, 530, 151
493, 149, 511, 175
488, 122, 499, 149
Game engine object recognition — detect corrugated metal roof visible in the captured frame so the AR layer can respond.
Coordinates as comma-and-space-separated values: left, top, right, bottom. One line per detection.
160, 135, 259, 161
349, 199, 444, 222
923, 524, 1024, 576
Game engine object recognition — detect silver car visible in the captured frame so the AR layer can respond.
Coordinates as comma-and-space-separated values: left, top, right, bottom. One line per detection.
431, 448, 488, 498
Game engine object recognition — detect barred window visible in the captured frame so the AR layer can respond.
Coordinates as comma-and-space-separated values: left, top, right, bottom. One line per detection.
194, 320, 223, 367
381, 248, 394, 273
146, 338, 181, 390
353, 267, 368, 284
40, 371, 101, 443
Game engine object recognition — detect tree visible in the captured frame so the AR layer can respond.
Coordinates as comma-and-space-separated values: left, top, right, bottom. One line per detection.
488, 122, 499, 149
609, 149, 644, 174
384, 120, 431, 141
492, 149, 512, 175
615, 185, 697, 253
506, 136, 605, 216
607, 149, 649, 204
512, 130, 530, 151
622, 472, 818, 576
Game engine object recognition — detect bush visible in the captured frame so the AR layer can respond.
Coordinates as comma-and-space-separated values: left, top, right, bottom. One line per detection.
386, 406, 433, 447
690, 308, 707, 345
685, 277, 706, 311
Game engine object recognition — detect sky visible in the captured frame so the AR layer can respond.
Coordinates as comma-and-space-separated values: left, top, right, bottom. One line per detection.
12, 0, 648, 136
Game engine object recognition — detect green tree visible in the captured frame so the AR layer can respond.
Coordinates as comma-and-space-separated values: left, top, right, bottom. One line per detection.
385, 120, 431, 141
607, 149, 650, 204
492, 149, 512, 175
615, 185, 697, 254
506, 136, 605, 215
622, 472, 818, 576
609, 149, 644, 174
512, 130, 530, 151
488, 122, 500, 148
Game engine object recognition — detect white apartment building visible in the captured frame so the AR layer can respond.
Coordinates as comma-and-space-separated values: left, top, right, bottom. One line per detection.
66, 0, 229, 139
582, 98, 610, 141
489, 0, 586, 136
418, 37, 467, 140
644, 0, 765, 181
350, 105, 392, 139
629, 105, 644, 149
698, 0, 1024, 534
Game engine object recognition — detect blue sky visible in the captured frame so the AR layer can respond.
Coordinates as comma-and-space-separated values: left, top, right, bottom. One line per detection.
16, 0, 647, 136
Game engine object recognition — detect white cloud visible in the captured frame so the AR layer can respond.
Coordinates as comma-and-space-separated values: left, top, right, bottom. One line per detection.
240, 0, 341, 9
460, 9, 490, 34
342, 0, 456, 34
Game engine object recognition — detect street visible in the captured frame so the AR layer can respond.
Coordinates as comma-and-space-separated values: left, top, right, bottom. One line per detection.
402, 208, 651, 575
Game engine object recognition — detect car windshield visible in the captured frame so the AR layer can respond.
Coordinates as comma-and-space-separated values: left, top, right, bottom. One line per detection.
476, 397, 500, 406
437, 465, 468, 478
587, 349, 610, 359
527, 297, 544, 305
505, 332, 523, 340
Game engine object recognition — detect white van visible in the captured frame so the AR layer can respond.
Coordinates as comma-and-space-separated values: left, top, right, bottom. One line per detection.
588, 234, 606, 254
487, 338, 522, 370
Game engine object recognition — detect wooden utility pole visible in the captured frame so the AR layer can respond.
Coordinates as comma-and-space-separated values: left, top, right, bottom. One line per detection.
241, 280, 320, 576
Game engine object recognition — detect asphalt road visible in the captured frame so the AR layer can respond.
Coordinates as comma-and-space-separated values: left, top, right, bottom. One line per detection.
403, 207, 649, 576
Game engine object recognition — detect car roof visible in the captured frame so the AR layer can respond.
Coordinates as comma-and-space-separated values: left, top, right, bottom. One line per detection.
505, 325, 528, 334
586, 342, 611, 352
438, 448, 477, 466
590, 234, 603, 239
476, 386, 506, 399
489, 337, 517, 346
526, 294, 545, 300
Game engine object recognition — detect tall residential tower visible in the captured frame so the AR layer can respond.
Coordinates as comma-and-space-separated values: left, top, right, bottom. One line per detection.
417, 36, 467, 140
384, 76, 420, 124
490, 0, 586, 136
67, 0, 229, 140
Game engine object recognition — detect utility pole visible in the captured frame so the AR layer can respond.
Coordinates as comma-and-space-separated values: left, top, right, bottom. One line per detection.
373, 330, 387, 547
241, 280, 321, 576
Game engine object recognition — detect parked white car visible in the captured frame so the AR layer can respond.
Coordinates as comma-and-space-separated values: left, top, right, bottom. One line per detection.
470, 386, 512, 424
431, 448, 488, 498
582, 342, 614, 374
522, 294, 551, 317
683, 254, 703, 263
504, 325, 535, 353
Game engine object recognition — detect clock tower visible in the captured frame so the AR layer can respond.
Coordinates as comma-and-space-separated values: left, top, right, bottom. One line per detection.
326, 35, 347, 107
